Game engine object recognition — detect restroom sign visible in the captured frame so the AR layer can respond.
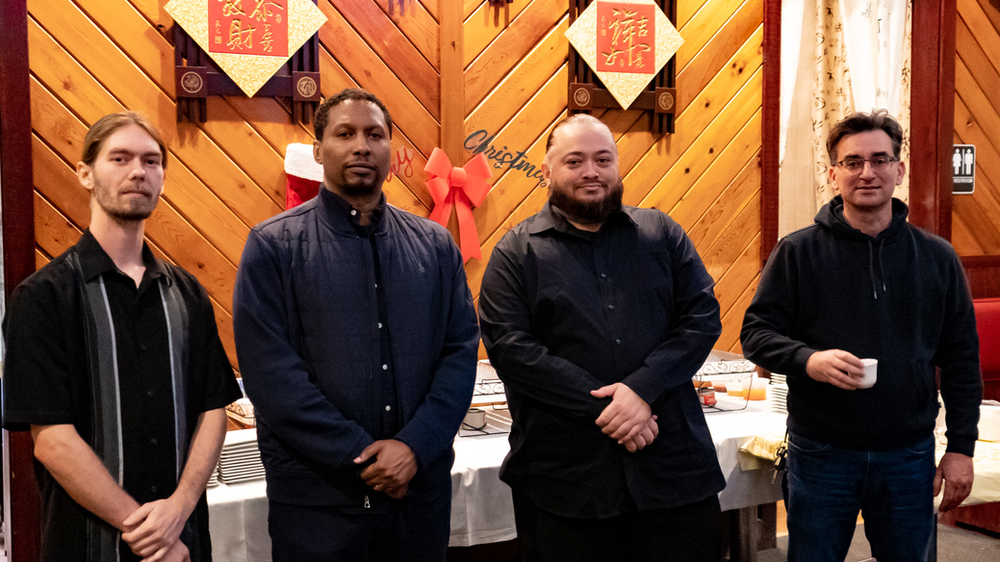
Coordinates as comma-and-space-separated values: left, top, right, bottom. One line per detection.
953, 145, 975, 194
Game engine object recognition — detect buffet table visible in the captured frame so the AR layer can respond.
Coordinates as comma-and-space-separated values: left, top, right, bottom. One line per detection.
208, 395, 787, 562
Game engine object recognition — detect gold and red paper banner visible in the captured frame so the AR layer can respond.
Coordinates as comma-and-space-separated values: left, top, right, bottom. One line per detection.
424, 149, 492, 263
566, 0, 683, 109
166, 0, 326, 97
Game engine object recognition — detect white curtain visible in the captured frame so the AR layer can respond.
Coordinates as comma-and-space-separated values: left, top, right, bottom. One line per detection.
778, 0, 911, 237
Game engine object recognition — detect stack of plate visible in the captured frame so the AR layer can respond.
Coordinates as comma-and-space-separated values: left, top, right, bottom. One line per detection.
217, 428, 265, 485
769, 374, 788, 413
207, 466, 220, 488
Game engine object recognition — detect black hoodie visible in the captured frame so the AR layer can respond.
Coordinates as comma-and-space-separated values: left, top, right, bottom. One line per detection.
741, 196, 982, 456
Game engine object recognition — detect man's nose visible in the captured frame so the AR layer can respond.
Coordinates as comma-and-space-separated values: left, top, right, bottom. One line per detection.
581, 160, 599, 178
353, 136, 372, 155
858, 161, 878, 178
129, 159, 146, 179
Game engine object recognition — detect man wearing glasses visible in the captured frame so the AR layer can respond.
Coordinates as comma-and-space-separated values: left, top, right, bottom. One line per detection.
741, 110, 982, 562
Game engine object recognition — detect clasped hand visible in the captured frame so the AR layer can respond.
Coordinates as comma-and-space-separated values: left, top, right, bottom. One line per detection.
354, 439, 418, 499
591, 383, 658, 453
121, 497, 190, 561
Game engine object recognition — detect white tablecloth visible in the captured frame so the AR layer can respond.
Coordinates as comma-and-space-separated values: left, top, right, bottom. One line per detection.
208, 395, 787, 561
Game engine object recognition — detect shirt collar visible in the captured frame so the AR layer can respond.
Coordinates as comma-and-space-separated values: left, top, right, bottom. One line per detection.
528, 201, 638, 236
319, 187, 387, 235
77, 229, 168, 284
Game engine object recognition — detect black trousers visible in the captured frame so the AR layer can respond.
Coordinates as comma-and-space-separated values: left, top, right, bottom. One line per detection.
512, 491, 723, 562
267, 486, 451, 562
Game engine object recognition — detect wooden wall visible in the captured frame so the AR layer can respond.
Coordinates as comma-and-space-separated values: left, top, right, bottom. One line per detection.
953, 0, 1000, 257
953, 0, 1000, 297
29, 0, 763, 367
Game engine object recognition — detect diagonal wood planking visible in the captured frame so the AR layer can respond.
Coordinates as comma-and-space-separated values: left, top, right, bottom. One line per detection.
28, 0, 447, 370
29, 0, 764, 366
953, 0, 1000, 256
462, 0, 762, 352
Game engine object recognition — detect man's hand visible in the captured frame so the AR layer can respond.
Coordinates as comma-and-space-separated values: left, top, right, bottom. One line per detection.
384, 483, 409, 499
935, 452, 974, 512
142, 537, 190, 562
805, 349, 865, 390
619, 415, 659, 453
354, 440, 418, 493
592, 383, 654, 445
121, 497, 187, 559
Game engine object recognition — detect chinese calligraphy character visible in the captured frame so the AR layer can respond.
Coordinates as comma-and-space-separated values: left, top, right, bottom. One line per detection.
222, 0, 246, 17
250, 0, 285, 23
228, 19, 255, 50
260, 23, 273, 53
602, 8, 652, 69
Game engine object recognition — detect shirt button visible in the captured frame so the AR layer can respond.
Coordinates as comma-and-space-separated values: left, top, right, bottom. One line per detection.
607, 304, 615, 310
146, 390, 154, 398
150, 438, 158, 446
382, 364, 388, 371
378, 322, 383, 329
600, 273, 607, 279
139, 344, 148, 352
385, 405, 392, 412
150, 485, 158, 493
351, 210, 358, 216
615, 339, 622, 344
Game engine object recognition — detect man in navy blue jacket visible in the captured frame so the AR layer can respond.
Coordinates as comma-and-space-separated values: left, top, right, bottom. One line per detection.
233, 89, 479, 561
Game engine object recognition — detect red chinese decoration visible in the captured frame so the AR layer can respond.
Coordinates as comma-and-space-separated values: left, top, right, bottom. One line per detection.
209, 0, 289, 57
596, 2, 655, 74
424, 149, 492, 263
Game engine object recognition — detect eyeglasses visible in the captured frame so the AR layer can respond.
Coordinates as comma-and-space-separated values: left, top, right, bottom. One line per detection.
835, 156, 898, 173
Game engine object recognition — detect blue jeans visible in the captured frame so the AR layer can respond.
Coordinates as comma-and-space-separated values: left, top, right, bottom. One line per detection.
785, 433, 936, 562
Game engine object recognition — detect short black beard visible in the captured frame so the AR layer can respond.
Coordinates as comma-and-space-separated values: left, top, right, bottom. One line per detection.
548, 178, 624, 224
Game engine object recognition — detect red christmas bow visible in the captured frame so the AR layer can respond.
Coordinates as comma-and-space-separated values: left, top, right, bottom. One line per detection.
425, 148, 492, 262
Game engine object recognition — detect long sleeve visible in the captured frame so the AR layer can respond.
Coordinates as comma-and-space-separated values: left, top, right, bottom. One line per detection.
740, 238, 817, 378
393, 248, 479, 468
935, 253, 983, 456
233, 229, 374, 470
479, 236, 611, 420
621, 224, 721, 404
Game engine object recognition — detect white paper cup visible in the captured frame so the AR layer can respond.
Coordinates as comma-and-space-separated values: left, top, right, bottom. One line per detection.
859, 358, 878, 388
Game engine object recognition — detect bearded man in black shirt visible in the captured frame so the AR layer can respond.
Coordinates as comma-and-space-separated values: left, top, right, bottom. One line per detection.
479, 114, 726, 562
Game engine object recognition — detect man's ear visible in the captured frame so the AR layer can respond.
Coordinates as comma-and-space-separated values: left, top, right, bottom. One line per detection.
313, 139, 323, 165
894, 159, 907, 186
77, 161, 95, 193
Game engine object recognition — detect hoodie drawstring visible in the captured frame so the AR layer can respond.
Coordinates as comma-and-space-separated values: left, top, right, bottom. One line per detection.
867, 239, 888, 299
867, 240, 877, 299
877, 238, 887, 295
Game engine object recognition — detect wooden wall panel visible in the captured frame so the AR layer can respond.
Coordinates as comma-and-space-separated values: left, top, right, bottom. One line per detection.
29, 0, 764, 371
464, 0, 763, 353
954, 0, 1000, 261
28, 0, 444, 371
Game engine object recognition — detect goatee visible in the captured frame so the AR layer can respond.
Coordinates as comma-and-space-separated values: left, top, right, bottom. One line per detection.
549, 178, 624, 224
